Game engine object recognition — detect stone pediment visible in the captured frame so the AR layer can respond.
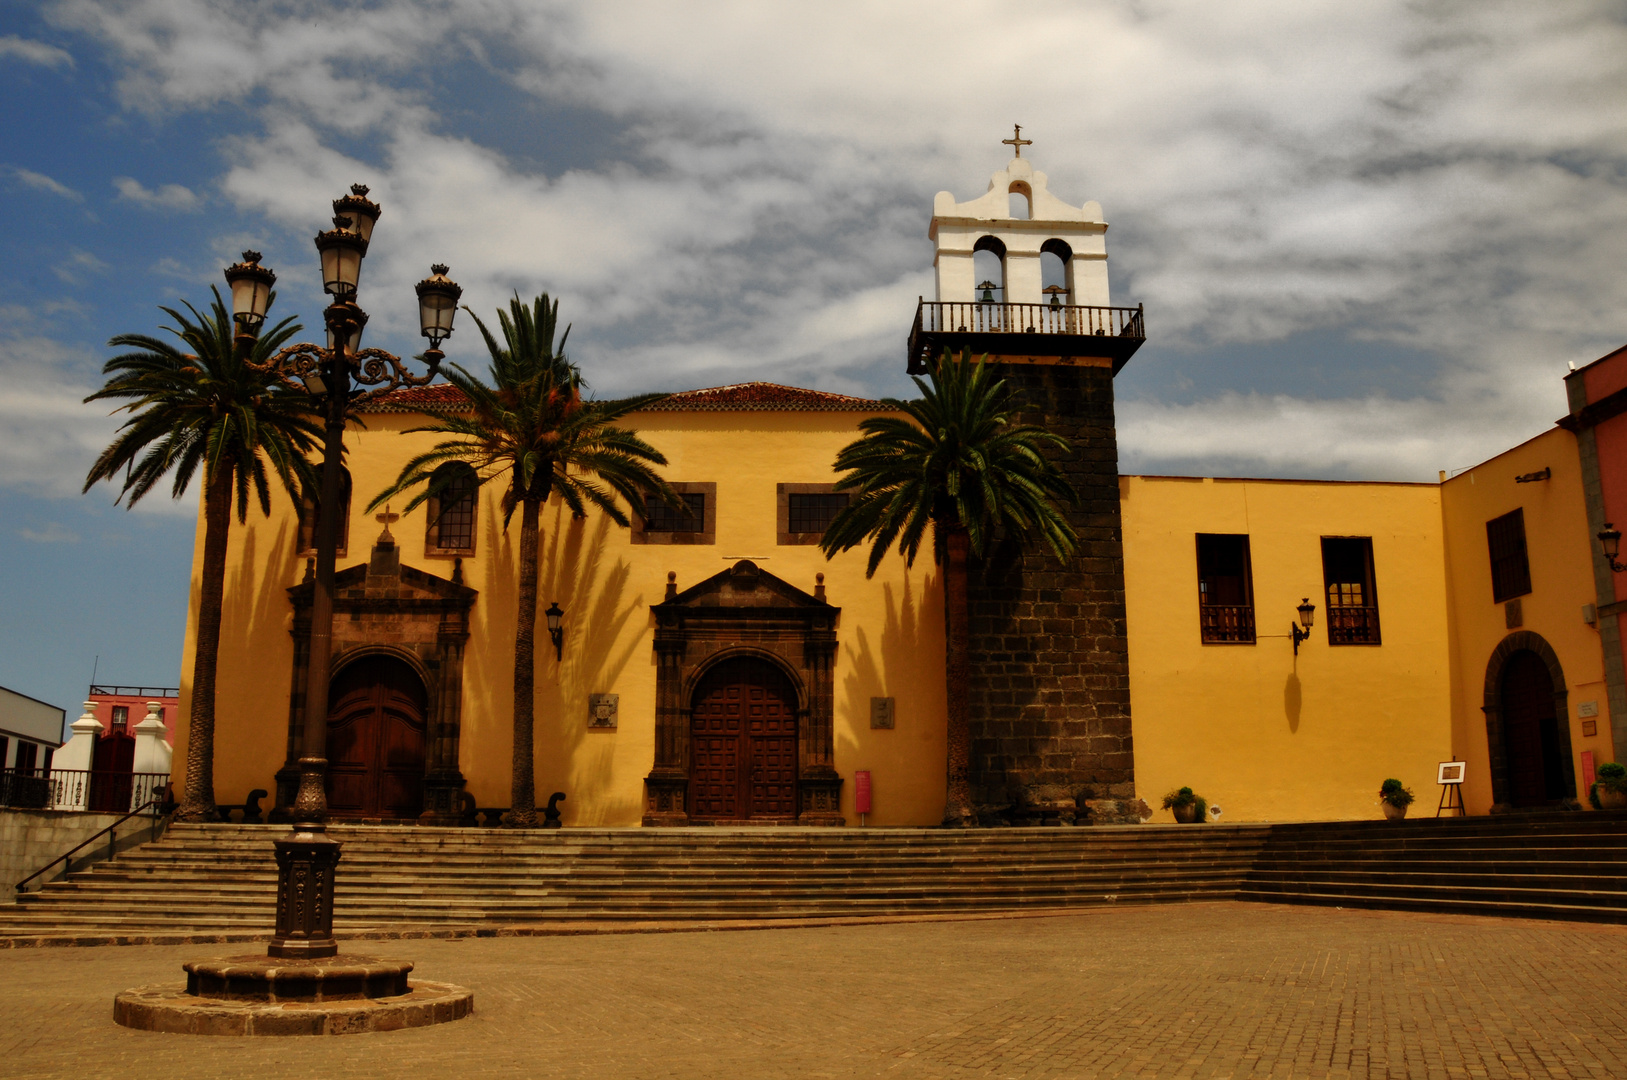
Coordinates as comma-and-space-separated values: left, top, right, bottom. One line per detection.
287, 533, 476, 614
658, 560, 832, 614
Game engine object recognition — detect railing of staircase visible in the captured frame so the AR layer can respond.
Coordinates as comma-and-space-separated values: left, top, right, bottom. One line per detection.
14, 794, 169, 895
0, 769, 169, 812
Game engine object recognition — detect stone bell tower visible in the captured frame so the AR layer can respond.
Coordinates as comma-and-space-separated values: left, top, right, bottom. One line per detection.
908, 131, 1146, 825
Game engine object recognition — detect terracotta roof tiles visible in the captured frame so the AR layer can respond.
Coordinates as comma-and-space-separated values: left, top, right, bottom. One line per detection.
360, 381, 895, 414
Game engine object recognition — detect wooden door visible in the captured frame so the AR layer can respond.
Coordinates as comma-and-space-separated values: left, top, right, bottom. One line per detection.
1501, 650, 1563, 807
89, 729, 136, 812
689, 658, 798, 821
326, 655, 427, 819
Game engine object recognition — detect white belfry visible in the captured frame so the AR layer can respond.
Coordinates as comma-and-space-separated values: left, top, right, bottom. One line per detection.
930, 153, 1110, 308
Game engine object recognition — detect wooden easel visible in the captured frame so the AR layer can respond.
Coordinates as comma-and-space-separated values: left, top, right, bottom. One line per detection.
1436, 782, 1465, 817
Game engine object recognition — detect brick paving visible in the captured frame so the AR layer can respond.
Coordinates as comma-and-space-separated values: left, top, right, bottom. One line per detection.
1, 902, 1623, 1079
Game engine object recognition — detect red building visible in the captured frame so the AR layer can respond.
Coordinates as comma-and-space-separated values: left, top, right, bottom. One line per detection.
85, 685, 179, 743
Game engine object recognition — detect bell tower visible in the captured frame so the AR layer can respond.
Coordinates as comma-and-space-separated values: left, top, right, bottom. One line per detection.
911, 134, 1145, 825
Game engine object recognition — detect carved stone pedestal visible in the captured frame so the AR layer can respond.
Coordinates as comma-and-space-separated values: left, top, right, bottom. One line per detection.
798, 771, 845, 826
643, 771, 689, 826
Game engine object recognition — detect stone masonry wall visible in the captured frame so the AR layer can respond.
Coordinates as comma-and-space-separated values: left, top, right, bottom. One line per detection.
965, 361, 1137, 825
0, 809, 165, 904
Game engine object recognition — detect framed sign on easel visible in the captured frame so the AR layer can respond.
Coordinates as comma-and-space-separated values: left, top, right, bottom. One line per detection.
1436, 760, 1467, 817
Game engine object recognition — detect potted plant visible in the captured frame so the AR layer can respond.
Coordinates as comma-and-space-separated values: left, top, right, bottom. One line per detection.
1162, 786, 1208, 824
1379, 778, 1414, 820
1591, 762, 1627, 810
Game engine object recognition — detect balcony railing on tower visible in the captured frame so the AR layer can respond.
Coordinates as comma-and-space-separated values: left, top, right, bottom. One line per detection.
908, 299, 1146, 374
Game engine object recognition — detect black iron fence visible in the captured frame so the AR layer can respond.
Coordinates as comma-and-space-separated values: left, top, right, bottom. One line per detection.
914, 300, 1146, 339
0, 769, 168, 812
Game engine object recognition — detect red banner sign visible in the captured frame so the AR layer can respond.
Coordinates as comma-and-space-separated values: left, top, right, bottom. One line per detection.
1582, 750, 1596, 788
855, 770, 872, 814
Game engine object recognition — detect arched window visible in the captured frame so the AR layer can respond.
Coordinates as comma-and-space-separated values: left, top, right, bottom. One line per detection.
298, 465, 352, 555
426, 461, 478, 554
1008, 181, 1032, 220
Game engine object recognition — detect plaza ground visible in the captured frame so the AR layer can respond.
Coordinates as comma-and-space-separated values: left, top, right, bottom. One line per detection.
1, 902, 1623, 1079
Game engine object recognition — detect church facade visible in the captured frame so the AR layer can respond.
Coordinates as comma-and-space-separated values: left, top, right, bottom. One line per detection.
170, 152, 1624, 826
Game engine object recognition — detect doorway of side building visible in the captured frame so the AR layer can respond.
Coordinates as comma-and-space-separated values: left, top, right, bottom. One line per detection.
1500, 649, 1565, 807
88, 726, 136, 812
688, 657, 799, 822
326, 654, 427, 820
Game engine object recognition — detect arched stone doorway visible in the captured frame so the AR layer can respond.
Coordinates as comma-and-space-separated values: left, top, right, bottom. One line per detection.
325, 654, 428, 820
1482, 631, 1576, 809
688, 657, 799, 822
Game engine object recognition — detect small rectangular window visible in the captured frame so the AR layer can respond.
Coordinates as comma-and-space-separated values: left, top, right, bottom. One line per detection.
0, 736, 9, 770
632, 482, 716, 545
643, 492, 706, 532
14, 742, 37, 775
1487, 508, 1532, 603
1322, 537, 1381, 645
1196, 534, 1255, 644
111, 706, 129, 728
778, 483, 849, 545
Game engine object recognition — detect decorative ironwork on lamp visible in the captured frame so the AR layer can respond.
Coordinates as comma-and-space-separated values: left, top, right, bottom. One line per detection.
1291, 598, 1316, 655
1600, 523, 1625, 572
546, 602, 565, 661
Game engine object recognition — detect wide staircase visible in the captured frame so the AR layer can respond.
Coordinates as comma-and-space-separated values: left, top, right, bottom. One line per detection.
0, 822, 1271, 940
5, 813, 1624, 942
1238, 811, 1627, 922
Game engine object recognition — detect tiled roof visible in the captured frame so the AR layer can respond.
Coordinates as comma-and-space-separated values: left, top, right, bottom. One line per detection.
360, 381, 895, 414
644, 383, 894, 411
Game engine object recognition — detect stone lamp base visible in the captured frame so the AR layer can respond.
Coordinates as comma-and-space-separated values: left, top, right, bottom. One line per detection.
114, 955, 473, 1037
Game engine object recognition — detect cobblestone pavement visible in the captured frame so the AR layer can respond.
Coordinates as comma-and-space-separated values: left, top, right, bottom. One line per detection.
1, 902, 1624, 1079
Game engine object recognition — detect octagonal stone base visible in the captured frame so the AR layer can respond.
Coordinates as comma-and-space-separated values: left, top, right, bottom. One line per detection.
113, 954, 473, 1036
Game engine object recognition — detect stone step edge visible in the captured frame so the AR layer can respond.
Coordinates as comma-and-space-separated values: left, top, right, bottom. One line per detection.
0, 897, 1227, 950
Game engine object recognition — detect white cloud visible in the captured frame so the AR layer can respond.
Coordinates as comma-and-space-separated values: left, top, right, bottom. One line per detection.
0, 35, 73, 69
112, 176, 198, 210
43, 0, 1627, 479
17, 523, 81, 544
8, 166, 81, 200
53, 249, 108, 285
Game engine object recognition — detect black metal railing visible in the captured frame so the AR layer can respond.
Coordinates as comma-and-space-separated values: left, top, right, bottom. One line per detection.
0, 769, 169, 812
1326, 606, 1381, 645
1200, 604, 1257, 644
89, 684, 179, 698
14, 796, 168, 895
914, 300, 1145, 339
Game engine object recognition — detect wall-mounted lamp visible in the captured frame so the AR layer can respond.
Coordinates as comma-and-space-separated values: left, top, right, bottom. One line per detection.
545, 602, 564, 661
1600, 523, 1625, 572
1291, 598, 1316, 655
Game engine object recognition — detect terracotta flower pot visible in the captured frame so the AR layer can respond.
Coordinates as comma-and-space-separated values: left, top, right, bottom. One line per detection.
1172, 802, 1198, 824
1598, 786, 1627, 811
1382, 801, 1408, 820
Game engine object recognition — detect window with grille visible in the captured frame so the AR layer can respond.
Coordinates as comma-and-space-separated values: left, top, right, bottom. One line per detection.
1196, 534, 1255, 644
297, 465, 352, 555
644, 492, 707, 533
787, 493, 848, 536
1322, 537, 1381, 645
111, 706, 129, 728
1486, 508, 1532, 603
427, 463, 477, 553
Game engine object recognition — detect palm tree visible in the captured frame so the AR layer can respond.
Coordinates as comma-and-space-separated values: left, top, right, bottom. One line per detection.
369, 293, 674, 827
83, 288, 317, 822
820, 351, 1079, 826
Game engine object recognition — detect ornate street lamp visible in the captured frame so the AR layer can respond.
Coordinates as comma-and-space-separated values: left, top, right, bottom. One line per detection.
1600, 523, 1625, 572
1291, 598, 1316, 656
545, 602, 565, 661
227, 185, 459, 960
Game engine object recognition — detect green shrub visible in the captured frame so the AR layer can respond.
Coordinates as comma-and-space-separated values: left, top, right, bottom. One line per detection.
1161, 787, 1195, 810
1379, 778, 1414, 807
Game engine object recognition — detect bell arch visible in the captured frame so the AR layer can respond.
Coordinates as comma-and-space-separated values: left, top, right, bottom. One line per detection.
1481, 630, 1577, 809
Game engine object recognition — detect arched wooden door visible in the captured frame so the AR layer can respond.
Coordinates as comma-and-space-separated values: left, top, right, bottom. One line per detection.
326, 655, 427, 819
1500, 649, 1564, 807
89, 729, 136, 812
689, 657, 798, 822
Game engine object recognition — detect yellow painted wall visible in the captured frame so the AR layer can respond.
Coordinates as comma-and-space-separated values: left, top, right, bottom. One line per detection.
1440, 426, 1616, 812
175, 406, 948, 827
1122, 476, 1453, 822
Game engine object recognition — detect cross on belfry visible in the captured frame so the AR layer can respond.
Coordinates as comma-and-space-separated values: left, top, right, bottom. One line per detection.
376, 504, 399, 542
1003, 124, 1032, 157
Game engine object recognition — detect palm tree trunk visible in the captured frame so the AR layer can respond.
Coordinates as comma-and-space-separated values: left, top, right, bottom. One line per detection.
175, 465, 232, 822
942, 524, 976, 827
507, 496, 542, 828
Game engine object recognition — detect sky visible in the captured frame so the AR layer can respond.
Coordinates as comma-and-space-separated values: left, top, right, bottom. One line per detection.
1, 0, 1625, 724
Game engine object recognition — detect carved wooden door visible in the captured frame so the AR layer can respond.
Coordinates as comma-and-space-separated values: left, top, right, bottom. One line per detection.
326, 655, 427, 819
689, 658, 798, 821
1501, 650, 1563, 807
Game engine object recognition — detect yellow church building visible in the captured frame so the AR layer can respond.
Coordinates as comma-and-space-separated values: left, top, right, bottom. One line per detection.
171, 153, 1625, 828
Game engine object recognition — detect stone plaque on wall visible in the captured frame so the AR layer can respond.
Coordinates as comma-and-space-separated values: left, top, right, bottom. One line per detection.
588, 693, 618, 729
870, 697, 895, 729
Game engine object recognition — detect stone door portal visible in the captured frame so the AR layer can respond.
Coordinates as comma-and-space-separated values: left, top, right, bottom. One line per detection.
326, 655, 428, 819
1500, 649, 1563, 807
689, 658, 798, 821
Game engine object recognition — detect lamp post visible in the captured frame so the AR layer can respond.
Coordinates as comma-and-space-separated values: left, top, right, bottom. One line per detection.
1291, 598, 1316, 656
545, 602, 565, 661
226, 184, 461, 959
1599, 523, 1625, 573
